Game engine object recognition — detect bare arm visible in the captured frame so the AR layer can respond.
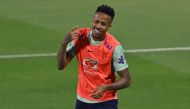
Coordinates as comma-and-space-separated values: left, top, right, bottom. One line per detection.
107, 68, 131, 90
57, 41, 72, 70
57, 26, 80, 70
91, 68, 131, 99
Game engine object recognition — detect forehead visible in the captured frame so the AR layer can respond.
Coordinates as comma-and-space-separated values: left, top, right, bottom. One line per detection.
93, 12, 112, 23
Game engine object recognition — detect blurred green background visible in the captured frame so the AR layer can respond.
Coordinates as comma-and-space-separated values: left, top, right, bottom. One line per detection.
0, 0, 190, 109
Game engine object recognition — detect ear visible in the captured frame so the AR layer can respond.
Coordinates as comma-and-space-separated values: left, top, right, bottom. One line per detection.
109, 23, 112, 28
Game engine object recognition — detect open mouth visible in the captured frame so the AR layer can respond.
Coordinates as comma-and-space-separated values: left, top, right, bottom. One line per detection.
93, 28, 101, 35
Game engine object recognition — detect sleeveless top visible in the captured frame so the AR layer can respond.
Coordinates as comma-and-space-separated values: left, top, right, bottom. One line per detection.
74, 28, 120, 102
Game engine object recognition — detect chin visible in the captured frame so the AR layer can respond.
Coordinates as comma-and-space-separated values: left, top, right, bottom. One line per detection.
92, 32, 99, 37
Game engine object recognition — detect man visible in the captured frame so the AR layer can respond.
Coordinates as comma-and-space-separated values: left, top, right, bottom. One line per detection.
57, 5, 131, 109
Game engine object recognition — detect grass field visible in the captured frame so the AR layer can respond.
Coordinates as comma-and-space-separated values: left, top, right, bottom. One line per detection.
0, 0, 190, 109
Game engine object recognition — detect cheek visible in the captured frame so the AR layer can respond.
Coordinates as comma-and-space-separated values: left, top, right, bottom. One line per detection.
92, 23, 97, 28
102, 26, 109, 31
92, 23, 95, 27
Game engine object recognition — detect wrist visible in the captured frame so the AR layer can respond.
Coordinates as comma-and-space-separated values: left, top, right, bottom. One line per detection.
102, 84, 110, 92
61, 42, 68, 48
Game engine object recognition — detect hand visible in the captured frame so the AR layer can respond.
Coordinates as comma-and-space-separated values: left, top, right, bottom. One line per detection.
63, 26, 80, 44
91, 85, 108, 99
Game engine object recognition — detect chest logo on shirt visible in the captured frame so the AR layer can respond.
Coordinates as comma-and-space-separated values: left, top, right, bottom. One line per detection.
83, 58, 98, 69
82, 58, 99, 76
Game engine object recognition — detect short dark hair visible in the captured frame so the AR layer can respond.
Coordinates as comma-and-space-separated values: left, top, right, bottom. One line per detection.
95, 5, 115, 20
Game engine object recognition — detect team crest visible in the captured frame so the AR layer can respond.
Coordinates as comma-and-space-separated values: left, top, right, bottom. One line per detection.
83, 58, 98, 69
82, 58, 98, 76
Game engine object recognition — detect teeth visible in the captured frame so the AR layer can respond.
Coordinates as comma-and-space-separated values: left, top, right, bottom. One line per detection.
95, 29, 100, 33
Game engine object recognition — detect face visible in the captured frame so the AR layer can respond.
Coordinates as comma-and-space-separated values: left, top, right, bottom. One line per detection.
92, 12, 112, 41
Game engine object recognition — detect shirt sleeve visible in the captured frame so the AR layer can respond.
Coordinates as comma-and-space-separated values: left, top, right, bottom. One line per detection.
113, 45, 128, 71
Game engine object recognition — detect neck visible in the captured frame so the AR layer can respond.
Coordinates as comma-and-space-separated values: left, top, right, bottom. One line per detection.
92, 34, 106, 41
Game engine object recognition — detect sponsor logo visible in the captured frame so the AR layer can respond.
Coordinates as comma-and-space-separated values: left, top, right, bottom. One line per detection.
83, 58, 98, 70
87, 50, 94, 52
119, 55, 125, 64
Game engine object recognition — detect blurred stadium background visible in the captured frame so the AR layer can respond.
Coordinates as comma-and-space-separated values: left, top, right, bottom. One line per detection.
0, 0, 190, 109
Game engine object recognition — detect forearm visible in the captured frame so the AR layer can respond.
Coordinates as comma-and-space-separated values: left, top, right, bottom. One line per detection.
106, 68, 131, 91
91, 69, 131, 99
57, 26, 80, 70
106, 77, 130, 91
57, 43, 68, 70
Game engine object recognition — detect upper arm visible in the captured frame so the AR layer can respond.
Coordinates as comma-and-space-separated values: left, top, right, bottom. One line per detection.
117, 68, 131, 86
117, 68, 130, 80
113, 45, 131, 85
113, 45, 128, 71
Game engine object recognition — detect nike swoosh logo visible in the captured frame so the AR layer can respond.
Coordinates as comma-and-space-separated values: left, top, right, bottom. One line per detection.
87, 50, 94, 52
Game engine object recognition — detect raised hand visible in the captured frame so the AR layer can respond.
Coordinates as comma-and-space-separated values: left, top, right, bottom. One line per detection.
63, 26, 80, 44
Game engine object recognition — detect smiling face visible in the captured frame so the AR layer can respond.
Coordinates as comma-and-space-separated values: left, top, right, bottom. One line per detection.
92, 12, 113, 41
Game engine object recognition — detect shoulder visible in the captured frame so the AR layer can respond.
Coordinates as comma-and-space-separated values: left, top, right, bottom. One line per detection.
114, 45, 124, 54
106, 32, 120, 45
103, 32, 121, 51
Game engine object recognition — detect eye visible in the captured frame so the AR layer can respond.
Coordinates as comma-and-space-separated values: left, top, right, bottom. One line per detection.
93, 20, 99, 24
101, 22, 107, 26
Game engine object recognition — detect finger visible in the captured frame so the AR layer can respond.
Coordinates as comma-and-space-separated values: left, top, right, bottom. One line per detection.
91, 90, 102, 97
70, 26, 79, 32
91, 88, 98, 93
92, 95, 100, 99
71, 32, 80, 39
91, 93, 102, 99
91, 94, 98, 99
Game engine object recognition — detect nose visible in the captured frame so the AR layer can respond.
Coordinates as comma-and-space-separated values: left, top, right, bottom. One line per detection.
96, 23, 101, 29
